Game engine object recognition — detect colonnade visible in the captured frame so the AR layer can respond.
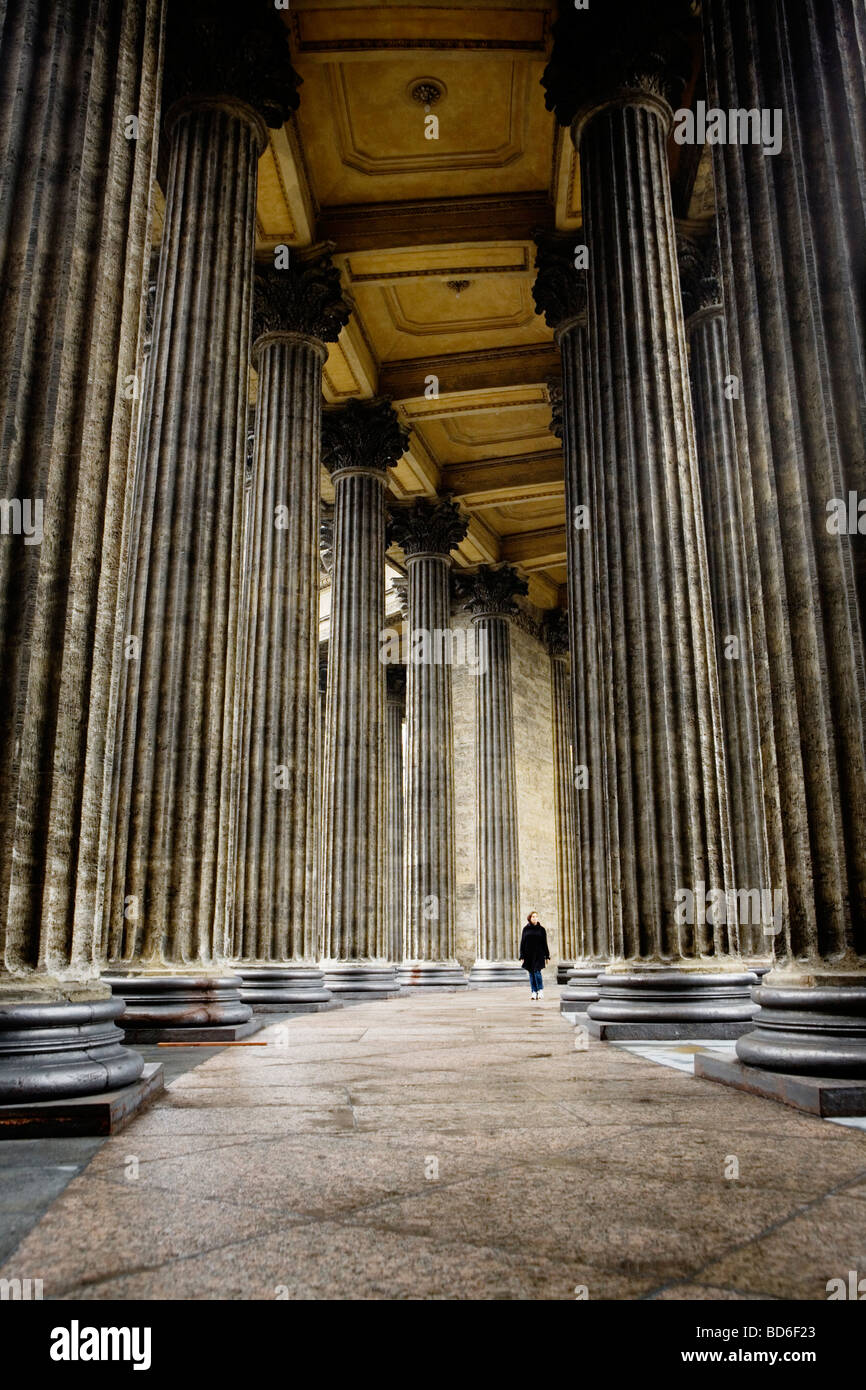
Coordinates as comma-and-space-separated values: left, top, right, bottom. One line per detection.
1, 0, 864, 1114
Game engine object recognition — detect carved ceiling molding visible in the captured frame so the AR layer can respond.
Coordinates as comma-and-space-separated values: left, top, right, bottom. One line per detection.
316, 193, 554, 252
327, 62, 530, 178
380, 281, 537, 340
288, 10, 549, 58
379, 342, 560, 398
342, 250, 532, 286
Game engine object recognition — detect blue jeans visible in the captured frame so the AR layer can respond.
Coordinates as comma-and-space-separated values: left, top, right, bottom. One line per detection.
529, 969, 544, 994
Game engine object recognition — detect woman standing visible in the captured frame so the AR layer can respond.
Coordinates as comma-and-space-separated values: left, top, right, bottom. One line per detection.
519, 912, 550, 1000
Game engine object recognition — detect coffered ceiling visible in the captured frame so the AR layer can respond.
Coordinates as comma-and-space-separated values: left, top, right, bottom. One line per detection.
256, 0, 713, 610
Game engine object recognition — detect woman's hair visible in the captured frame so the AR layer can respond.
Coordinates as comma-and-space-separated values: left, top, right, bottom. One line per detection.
527, 910, 538, 920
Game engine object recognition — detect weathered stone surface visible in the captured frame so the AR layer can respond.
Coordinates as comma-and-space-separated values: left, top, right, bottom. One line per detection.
679, 230, 770, 958
534, 244, 610, 989
102, 6, 284, 1033
0, 0, 162, 1100
546, 8, 755, 1034
320, 400, 408, 996
460, 567, 528, 985
230, 254, 345, 1007
5, 991, 866, 1300
384, 666, 406, 967
543, 611, 579, 968
703, 0, 866, 1075
391, 499, 469, 985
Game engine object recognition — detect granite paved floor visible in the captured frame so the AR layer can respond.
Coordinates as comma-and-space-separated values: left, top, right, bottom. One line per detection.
2, 983, 865, 1300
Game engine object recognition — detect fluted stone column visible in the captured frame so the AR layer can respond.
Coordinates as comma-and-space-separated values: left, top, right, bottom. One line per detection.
679, 234, 771, 966
542, 611, 581, 988
543, 4, 757, 1037
102, 1, 301, 1037
0, 0, 163, 1102
695, 0, 866, 1094
320, 399, 409, 997
232, 250, 350, 1013
463, 566, 528, 986
384, 666, 406, 970
390, 499, 469, 988
534, 237, 612, 1012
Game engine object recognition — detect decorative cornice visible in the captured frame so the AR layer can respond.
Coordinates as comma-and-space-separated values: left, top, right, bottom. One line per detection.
388, 496, 469, 560
457, 564, 529, 620
532, 231, 587, 331
164, 0, 301, 130
542, 1, 696, 132
390, 576, 409, 622
321, 398, 410, 479
252, 245, 352, 346
677, 231, 724, 322
543, 607, 570, 658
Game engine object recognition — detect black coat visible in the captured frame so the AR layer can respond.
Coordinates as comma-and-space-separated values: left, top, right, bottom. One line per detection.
519, 923, 550, 972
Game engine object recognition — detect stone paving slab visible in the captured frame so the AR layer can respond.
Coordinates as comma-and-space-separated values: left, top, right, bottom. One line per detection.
1, 987, 865, 1300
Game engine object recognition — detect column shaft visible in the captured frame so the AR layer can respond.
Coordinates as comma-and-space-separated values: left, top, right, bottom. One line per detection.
0, 0, 162, 1099
682, 259, 770, 961
401, 555, 466, 987
320, 399, 408, 997
701, 0, 866, 1079
542, 4, 759, 1031
233, 332, 332, 1012
549, 650, 580, 978
464, 565, 527, 987
385, 684, 405, 968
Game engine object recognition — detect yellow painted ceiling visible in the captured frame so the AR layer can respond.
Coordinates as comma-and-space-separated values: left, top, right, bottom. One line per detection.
251, 1, 712, 611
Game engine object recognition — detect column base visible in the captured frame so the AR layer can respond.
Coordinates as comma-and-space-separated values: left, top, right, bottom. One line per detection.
0, 996, 145, 1105
468, 960, 526, 986
395, 962, 468, 989
733, 979, 866, 1078
694, 1053, 866, 1118
321, 964, 401, 1000
0, 1062, 164, 1140
103, 972, 254, 1041
560, 966, 603, 1015
556, 962, 574, 985
237, 967, 340, 1013
586, 967, 759, 1040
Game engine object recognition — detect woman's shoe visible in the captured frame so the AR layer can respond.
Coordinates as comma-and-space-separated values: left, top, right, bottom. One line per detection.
530, 991, 537, 1000
537, 991, 544, 1000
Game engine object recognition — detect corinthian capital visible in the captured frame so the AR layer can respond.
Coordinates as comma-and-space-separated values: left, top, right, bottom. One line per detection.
253, 245, 352, 346
677, 231, 724, 322
165, 0, 301, 129
388, 496, 469, 560
542, 0, 697, 131
543, 608, 570, 659
532, 232, 586, 332
458, 564, 529, 620
321, 398, 410, 479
